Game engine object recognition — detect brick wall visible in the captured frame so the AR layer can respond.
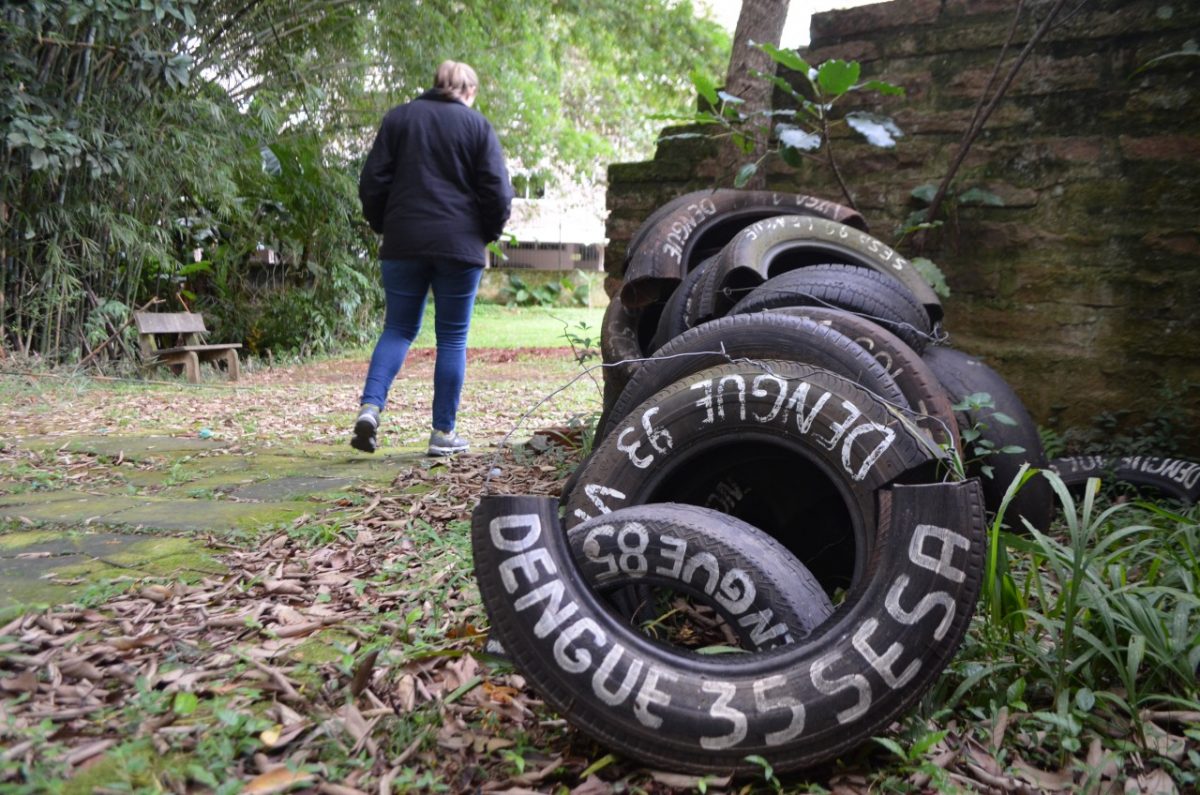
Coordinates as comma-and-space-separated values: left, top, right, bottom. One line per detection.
606, 0, 1200, 441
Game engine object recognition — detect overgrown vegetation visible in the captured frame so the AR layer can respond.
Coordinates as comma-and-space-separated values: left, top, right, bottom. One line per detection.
925, 474, 1200, 793
498, 272, 592, 308
662, 47, 905, 205
1, 1, 727, 364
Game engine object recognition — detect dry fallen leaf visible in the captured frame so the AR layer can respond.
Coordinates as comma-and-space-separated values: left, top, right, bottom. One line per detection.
140, 584, 172, 602
1011, 758, 1074, 792
570, 775, 616, 794
0, 671, 39, 693
242, 767, 314, 795
1126, 769, 1178, 795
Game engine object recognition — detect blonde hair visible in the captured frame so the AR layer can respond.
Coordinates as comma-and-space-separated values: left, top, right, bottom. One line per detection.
434, 60, 479, 103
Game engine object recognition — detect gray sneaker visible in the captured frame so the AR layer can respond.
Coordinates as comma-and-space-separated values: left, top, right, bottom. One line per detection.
350, 405, 380, 453
428, 428, 469, 456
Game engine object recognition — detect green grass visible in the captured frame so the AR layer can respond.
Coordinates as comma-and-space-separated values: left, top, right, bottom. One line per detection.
411, 304, 605, 350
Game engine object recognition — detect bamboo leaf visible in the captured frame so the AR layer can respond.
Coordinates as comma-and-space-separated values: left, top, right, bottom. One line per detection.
734, 162, 758, 188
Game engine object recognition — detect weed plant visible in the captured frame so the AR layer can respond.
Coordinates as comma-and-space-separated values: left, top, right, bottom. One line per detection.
926, 468, 1200, 789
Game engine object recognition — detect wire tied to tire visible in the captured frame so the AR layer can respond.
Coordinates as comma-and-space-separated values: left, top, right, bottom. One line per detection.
483, 344, 961, 496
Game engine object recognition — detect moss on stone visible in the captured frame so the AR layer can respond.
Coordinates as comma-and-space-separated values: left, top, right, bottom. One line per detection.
0, 529, 63, 550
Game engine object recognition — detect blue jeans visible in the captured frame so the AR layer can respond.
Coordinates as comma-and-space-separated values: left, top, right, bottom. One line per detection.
360, 258, 483, 431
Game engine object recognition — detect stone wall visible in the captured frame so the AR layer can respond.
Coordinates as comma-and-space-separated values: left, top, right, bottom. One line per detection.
606, 0, 1200, 443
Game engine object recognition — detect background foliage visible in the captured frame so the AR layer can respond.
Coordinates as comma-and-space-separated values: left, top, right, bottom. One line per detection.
0, 0, 727, 360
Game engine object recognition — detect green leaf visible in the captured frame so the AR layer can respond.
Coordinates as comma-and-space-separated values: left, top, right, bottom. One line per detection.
578, 753, 617, 779
29, 149, 49, 170
911, 183, 938, 204
992, 412, 1018, 426
1132, 47, 1200, 75
188, 764, 219, 787
734, 162, 757, 188
873, 736, 908, 760
743, 754, 774, 781
816, 59, 861, 96
696, 644, 748, 655
910, 256, 950, 298
444, 674, 482, 704
690, 69, 719, 107
486, 241, 508, 261
1007, 677, 1027, 704
779, 145, 804, 168
173, 691, 199, 715
178, 261, 212, 276
910, 729, 949, 756
958, 187, 1005, 206
858, 79, 906, 96
1074, 687, 1096, 712
1127, 634, 1146, 679
761, 73, 804, 99
965, 392, 994, 408
760, 42, 810, 74
998, 445, 1026, 454
999, 571, 1026, 632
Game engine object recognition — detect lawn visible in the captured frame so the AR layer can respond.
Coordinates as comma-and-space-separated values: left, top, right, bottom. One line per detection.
410, 303, 606, 350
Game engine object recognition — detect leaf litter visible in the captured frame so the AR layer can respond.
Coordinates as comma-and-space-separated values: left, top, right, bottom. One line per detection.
1, 354, 1196, 793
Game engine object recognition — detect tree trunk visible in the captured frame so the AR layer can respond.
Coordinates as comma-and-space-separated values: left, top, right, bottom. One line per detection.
721, 0, 789, 189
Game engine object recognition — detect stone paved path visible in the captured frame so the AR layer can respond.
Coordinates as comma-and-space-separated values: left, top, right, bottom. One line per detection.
0, 433, 423, 613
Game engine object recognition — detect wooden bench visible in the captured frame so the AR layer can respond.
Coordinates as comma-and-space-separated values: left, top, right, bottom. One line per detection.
135, 311, 241, 383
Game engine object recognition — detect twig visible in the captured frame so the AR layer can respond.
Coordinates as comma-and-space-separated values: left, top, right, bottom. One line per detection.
921, 0, 1072, 235
74, 296, 162, 372
247, 657, 303, 702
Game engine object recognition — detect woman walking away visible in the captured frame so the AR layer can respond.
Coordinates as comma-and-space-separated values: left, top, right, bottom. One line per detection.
353, 60, 513, 456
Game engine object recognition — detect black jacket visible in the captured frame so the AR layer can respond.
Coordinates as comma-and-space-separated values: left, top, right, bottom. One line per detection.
359, 90, 513, 266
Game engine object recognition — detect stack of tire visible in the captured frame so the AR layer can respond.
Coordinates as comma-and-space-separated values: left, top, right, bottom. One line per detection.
472, 190, 1052, 776
594, 189, 1054, 538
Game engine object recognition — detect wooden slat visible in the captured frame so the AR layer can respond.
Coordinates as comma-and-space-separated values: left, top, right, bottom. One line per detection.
153, 343, 242, 356
134, 312, 207, 335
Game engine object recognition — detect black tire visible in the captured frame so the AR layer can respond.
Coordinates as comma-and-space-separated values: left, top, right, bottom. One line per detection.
1048, 455, 1200, 504
649, 255, 719, 354
473, 478, 986, 774
620, 190, 866, 309
731, 264, 934, 354
600, 294, 648, 414
922, 346, 1055, 533
568, 503, 834, 651
596, 313, 910, 447
702, 215, 943, 326
569, 361, 941, 592
768, 307, 959, 454
688, 249, 766, 328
